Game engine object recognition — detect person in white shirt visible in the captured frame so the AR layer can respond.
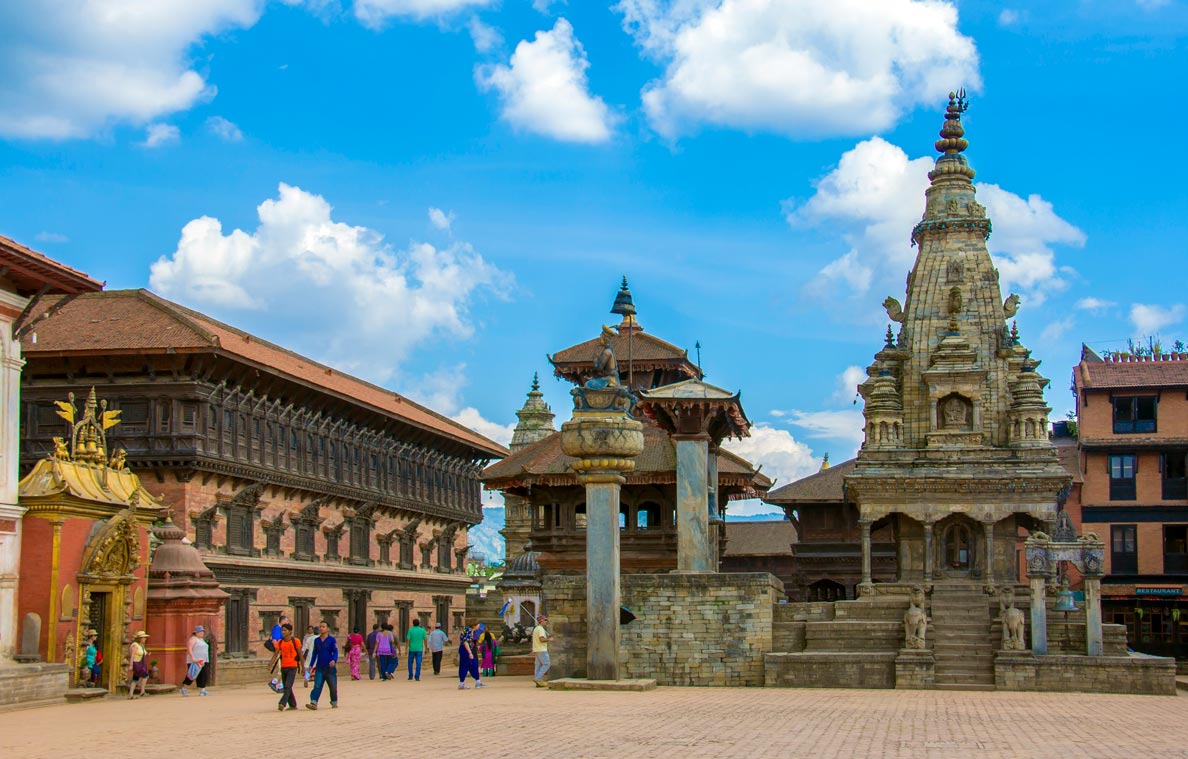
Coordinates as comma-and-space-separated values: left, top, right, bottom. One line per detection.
181, 625, 210, 696
532, 614, 553, 688
427, 623, 450, 676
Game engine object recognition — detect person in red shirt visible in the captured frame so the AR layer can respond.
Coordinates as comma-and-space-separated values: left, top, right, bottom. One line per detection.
268, 623, 302, 712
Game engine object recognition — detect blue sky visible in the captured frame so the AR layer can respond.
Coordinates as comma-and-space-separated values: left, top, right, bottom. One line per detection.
2, 1, 1186, 517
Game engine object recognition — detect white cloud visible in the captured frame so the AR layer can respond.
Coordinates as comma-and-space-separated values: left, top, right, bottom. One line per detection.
722, 424, 819, 489
617, 0, 980, 139
148, 182, 511, 383
354, 0, 494, 26
790, 137, 1085, 311
1130, 303, 1186, 336
206, 115, 243, 141
532, 0, 566, 13
1075, 296, 1116, 312
998, 9, 1020, 26
832, 366, 866, 405
452, 407, 515, 447
467, 15, 502, 52
428, 207, 455, 232
476, 19, 616, 143
1039, 316, 1075, 345
402, 363, 515, 447
726, 499, 785, 517
34, 231, 68, 244
0, 1, 258, 139
142, 123, 180, 148
782, 409, 866, 455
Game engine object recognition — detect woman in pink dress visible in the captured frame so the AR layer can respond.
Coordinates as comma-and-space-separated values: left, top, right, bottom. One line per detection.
478, 627, 499, 677
346, 628, 365, 680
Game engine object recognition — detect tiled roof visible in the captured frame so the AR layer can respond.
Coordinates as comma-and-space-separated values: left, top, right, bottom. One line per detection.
0, 234, 104, 295
723, 520, 798, 556
1053, 438, 1082, 484
1078, 355, 1188, 390
482, 417, 771, 492
764, 458, 856, 504
21, 289, 507, 457
551, 327, 698, 369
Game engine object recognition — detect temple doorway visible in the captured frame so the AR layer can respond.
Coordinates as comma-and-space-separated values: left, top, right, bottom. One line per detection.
87, 591, 110, 687
808, 579, 846, 601
939, 519, 976, 577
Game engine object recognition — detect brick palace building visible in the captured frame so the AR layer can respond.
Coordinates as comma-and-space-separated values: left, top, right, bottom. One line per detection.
18, 289, 506, 681
1071, 345, 1188, 659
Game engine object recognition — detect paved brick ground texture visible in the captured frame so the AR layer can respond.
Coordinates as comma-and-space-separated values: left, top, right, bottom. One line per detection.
1, 675, 1186, 759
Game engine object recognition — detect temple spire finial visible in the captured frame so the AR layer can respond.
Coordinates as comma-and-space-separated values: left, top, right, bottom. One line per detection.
531, 371, 540, 392
935, 89, 969, 156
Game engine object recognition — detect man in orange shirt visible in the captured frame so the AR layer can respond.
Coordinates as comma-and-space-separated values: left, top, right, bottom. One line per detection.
268, 623, 302, 712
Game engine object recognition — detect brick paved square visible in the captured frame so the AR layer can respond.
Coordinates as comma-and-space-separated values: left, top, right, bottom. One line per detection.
1, 676, 1185, 759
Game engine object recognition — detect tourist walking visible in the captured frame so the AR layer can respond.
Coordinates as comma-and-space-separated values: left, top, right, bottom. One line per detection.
346, 628, 365, 680
374, 622, 394, 680
428, 622, 449, 676
384, 623, 402, 679
127, 631, 149, 699
268, 623, 302, 711
83, 630, 100, 687
300, 625, 317, 688
181, 625, 210, 696
532, 614, 553, 688
406, 619, 427, 681
366, 623, 380, 680
479, 626, 499, 677
306, 621, 338, 710
457, 621, 483, 689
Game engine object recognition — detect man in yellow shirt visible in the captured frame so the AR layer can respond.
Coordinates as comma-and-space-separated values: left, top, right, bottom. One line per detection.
532, 614, 553, 688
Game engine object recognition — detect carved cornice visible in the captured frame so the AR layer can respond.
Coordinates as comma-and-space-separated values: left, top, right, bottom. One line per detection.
205, 559, 470, 593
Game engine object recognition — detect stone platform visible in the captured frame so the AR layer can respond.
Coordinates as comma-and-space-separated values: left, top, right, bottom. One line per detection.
0, 662, 69, 710
548, 678, 657, 691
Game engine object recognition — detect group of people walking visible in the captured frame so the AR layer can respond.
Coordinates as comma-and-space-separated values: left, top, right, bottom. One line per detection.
151, 610, 555, 710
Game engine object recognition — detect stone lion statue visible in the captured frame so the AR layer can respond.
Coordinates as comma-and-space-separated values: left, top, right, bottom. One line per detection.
903, 585, 928, 650
882, 296, 905, 323
999, 588, 1026, 651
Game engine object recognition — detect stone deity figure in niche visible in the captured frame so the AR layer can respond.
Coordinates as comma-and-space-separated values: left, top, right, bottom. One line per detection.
588, 325, 620, 389
941, 396, 970, 429
903, 586, 928, 650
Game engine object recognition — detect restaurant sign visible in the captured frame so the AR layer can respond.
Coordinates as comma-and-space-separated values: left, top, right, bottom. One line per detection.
1136, 587, 1183, 597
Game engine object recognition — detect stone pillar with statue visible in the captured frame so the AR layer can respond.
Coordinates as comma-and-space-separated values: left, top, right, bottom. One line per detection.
559, 343, 643, 681
638, 379, 755, 574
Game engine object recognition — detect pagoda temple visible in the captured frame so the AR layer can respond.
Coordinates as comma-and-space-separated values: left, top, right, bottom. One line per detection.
483, 280, 771, 576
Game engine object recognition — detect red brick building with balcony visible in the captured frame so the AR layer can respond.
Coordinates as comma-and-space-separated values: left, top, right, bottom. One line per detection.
1071, 346, 1188, 659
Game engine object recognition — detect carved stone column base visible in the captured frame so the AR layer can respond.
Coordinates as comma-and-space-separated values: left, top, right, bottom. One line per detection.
857, 581, 877, 598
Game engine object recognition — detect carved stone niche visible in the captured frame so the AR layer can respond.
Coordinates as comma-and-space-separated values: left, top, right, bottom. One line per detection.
938, 393, 972, 430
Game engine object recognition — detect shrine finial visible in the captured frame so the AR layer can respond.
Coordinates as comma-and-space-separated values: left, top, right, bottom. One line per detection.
935, 89, 970, 156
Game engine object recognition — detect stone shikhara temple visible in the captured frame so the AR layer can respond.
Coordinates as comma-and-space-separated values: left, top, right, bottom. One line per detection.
505, 95, 1175, 694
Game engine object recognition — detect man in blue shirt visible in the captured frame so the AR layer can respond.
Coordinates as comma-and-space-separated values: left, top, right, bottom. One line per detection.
306, 621, 339, 710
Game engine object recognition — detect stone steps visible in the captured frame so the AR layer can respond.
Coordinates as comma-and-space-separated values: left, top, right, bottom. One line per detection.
930, 588, 995, 692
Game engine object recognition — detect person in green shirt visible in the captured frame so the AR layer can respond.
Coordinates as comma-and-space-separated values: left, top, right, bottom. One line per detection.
405, 619, 428, 681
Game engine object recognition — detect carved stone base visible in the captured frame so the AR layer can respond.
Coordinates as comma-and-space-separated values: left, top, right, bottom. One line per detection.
895, 649, 935, 690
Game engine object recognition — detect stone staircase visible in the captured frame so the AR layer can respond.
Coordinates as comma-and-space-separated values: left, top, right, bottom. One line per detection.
930, 584, 995, 691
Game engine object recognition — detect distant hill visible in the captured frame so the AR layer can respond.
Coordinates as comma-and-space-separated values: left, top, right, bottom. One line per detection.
469, 506, 505, 564
725, 512, 788, 523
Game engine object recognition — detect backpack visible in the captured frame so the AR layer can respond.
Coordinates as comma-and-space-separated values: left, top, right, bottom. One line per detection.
264, 638, 277, 653
94, 650, 103, 665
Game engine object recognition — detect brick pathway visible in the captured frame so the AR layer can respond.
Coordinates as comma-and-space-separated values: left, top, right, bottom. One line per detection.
1, 675, 1185, 758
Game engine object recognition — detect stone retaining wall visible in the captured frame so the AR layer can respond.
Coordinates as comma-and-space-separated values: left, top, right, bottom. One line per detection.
0, 663, 69, 708
765, 652, 897, 688
995, 653, 1176, 695
542, 572, 782, 686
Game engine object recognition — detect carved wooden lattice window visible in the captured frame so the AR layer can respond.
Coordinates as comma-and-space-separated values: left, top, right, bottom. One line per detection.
226, 504, 255, 556
434, 596, 451, 634
193, 506, 217, 550
377, 534, 392, 565
399, 536, 415, 569
350, 519, 371, 565
262, 516, 286, 558
180, 402, 198, 433
120, 401, 149, 435
324, 524, 343, 562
